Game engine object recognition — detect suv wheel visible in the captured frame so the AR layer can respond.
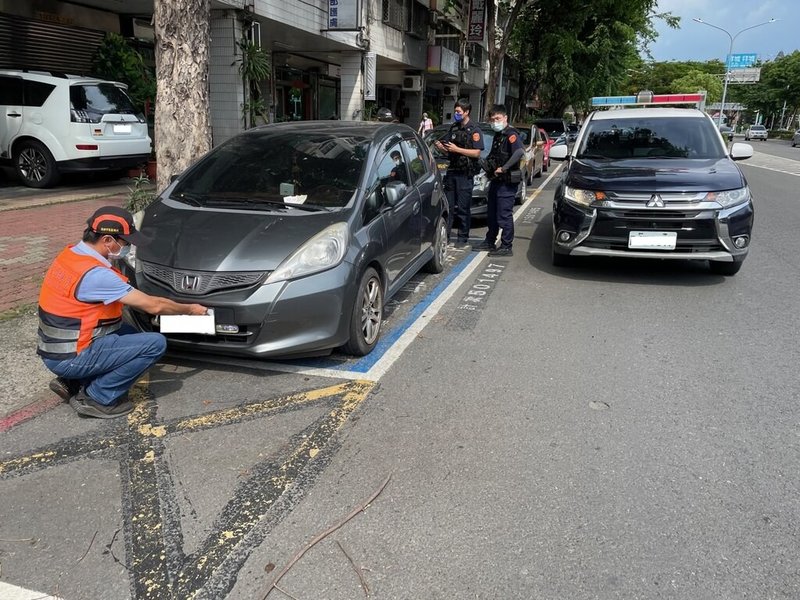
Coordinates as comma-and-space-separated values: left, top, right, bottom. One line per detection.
15, 140, 61, 188
343, 267, 383, 356
709, 260, 743, 276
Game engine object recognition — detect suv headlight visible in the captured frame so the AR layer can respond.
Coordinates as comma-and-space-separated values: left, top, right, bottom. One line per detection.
706, 187, 750, 208
563, 185, 606, 207
265, 222, 349, 284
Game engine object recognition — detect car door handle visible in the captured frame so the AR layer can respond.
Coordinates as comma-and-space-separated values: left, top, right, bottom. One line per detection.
8, 113, 21, 117
413, 201, 420, 215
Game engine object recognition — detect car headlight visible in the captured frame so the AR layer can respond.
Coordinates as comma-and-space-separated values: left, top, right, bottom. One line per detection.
265, 222, 349, 284
706, 187, 750, 208
123, 245, 138, 271
473, 172, 488, 192
563, 185, 605, 207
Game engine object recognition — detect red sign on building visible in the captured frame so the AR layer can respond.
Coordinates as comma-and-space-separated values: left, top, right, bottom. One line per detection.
468, 0, 486, 42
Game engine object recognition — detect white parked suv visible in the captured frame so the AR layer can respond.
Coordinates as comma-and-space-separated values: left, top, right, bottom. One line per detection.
744, 124, 768, 141
0, 70, 151, 188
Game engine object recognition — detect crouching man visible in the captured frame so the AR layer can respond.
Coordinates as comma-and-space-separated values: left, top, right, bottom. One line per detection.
37, 206, 207, 419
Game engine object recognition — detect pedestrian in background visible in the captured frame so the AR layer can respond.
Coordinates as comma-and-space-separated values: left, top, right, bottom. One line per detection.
37, 206, 207, 418
418, 112, 433, 135
477, 104, 524, 257
434, 99, 483, 248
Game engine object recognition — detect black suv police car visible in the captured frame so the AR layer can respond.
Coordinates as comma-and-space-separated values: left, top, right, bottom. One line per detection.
549, 107, 754, 275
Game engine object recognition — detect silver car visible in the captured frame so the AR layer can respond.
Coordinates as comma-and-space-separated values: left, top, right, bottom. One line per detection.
792, 129, 800, 147
121, 121, 448, 358
745, 124, 768, 141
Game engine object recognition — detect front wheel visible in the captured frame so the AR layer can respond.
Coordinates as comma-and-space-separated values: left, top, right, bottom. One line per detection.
15, 140, 60, 188
343, 267, 384, 356
424, 216, 448, 273
709, 260, 743, 276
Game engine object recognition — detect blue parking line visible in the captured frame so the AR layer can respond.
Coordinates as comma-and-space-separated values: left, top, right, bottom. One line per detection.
289, 251, 479, 372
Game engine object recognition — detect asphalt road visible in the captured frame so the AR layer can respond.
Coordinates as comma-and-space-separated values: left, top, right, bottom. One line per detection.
1, 142, 799, 599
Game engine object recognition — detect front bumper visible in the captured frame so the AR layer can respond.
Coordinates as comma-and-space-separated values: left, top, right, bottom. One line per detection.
553, 196, 754, 263
122, 260, 359, 358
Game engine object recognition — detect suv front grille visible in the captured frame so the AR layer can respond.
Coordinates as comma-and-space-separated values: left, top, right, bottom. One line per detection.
141, 262, 268, 296
585, 210, 723, 252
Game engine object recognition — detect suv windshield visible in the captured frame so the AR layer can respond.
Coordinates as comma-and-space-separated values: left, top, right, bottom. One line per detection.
173, 130, 370, 209
70, 83, 137, 118
577, 116, 725, 160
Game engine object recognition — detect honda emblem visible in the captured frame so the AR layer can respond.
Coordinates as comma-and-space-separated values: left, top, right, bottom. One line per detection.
182, 275, 201, 291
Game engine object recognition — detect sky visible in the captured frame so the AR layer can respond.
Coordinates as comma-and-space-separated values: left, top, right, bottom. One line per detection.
648, 0, 799, 63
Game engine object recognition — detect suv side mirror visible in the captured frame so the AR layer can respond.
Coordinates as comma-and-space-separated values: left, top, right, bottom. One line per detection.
550, 144, 569, 161
384, 180, 408, 207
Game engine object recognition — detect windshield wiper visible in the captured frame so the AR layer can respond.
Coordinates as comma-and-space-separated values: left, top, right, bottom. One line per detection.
282, 202, 330, 212
202, 197, 287, 211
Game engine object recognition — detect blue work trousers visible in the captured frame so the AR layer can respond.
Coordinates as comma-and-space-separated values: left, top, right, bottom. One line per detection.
486, 180, 516, 249
43, 324, 167, 405
444, 172, 472, 242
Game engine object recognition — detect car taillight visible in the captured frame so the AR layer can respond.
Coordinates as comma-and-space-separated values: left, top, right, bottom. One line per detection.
75, 144, 98, 150
70, 109, 101, 123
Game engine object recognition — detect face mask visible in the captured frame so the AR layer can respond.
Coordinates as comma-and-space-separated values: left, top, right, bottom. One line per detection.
453, 113, 464, 122
394, 159, 401, 165
107, 239, 131, 260
491, 121, 505, 132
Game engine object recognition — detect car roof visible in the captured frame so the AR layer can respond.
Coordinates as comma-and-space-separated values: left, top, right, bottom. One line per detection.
590, 107, 708, 121
0, 69, 122, 85
248, 120, 416, 138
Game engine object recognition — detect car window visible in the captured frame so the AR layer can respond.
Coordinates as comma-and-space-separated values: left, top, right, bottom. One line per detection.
360, 140, 405, 224
172, 130, 370, 209
402, 137, 429, 183
578, 117, 725, 160
70, 83, 138, 119
0, 76, 23, 104
24, 80, 56, 107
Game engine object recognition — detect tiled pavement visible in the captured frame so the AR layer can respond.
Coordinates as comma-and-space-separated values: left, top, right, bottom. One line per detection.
0, 195, 126, 313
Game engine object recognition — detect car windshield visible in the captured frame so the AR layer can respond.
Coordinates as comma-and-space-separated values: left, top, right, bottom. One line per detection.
70, 83, 137, 116
172, 130, 371, 209
577, 116, 725, 160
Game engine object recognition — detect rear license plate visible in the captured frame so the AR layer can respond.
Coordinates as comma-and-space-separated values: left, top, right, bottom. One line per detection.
628, 231, 677, 250
113, 124, 132, 134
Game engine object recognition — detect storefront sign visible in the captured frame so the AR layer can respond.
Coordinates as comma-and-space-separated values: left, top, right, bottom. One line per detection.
328, 0, 358, 29
467, 0, 486, 41
427, 46, 459, 77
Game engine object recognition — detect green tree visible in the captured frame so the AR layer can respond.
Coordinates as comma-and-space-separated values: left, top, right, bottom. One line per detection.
670, 70, 723, 103
92, 32, 156, 114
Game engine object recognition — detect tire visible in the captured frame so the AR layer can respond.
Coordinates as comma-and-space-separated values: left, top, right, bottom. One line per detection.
343, 267, 383, 356
543, 159, 549, 172
709, 260, 743, 276
517, 177, 526, 205
792, 141, 796, 147
14, 140, 60, 188
534, 162, 542, 178
424, 216, 448, 273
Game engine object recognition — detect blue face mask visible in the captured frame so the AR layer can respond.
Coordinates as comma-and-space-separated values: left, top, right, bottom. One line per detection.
107, 239, 131, 260
453, 112, 464, 122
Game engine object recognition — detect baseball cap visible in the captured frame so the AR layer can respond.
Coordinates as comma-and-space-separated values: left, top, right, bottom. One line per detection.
87, 206, 145, 246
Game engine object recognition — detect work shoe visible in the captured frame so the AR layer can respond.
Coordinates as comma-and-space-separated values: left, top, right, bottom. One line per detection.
49, 377, 80, 402
488, 247, 513, 257
474, 241, 496, 251
453, 240, 472, 250
69, 390, 134, 419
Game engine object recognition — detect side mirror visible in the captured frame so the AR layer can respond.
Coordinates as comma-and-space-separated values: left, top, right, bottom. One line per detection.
384, 180, 408, 207
549, 144, 569, 161
729, 142, 753, 161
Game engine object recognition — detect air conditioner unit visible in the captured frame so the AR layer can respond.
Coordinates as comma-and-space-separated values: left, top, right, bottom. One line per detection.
402, 75, 422, 92
442, 85, 457, 97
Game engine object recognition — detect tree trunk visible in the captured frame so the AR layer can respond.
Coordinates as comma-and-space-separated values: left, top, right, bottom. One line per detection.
153, 0, 212, 192
483, 0, 535, 120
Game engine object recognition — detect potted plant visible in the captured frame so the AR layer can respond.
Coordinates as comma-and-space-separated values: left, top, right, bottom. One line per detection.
125, 173, 157, 227
235, 37, 271, 128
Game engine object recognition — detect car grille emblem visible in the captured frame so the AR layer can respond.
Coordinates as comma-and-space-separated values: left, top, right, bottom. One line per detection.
646, 194, 665, 208
182, 275, 201, 291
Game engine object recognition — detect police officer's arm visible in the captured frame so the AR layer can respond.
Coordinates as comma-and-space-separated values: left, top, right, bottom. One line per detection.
496, 132, 526, 173
120, 289, 208, 316
499, 147, 526, 171
444, 144, 481, 158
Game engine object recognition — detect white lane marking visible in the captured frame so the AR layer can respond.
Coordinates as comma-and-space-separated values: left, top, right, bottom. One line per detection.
742, 151, 800, 177
0, 582, 64, 599
516, 165, 562, 221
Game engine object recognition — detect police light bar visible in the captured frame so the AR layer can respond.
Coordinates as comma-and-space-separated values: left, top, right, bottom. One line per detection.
591, 93, 706, 107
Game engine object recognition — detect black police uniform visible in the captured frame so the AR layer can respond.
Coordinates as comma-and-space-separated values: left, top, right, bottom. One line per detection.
443, 120, 484, 243
483, 125, 524, 252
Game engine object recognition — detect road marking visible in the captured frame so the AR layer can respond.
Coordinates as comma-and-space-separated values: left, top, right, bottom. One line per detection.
447, 261, 508, 330
743, 152, 800, 177
0, 582, 63, 599
0, 381, 374, 599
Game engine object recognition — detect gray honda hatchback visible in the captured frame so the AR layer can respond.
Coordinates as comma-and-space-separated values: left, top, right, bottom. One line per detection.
121, 121, 448, 358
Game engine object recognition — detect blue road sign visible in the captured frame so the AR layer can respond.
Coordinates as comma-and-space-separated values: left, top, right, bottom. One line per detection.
727, 53, 757, 69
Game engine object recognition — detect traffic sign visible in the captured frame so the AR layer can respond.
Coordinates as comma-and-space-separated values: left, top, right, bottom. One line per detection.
727, 53, 757, 69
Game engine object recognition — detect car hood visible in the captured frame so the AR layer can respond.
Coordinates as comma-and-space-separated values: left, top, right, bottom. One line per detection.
137, 201, 347, 271
566, 157, 745, 192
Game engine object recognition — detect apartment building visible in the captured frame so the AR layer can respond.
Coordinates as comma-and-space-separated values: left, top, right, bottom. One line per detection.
0, 0, 497, 146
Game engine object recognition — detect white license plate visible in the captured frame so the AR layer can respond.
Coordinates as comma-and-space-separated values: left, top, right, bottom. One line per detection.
113, 124, 132, 134
628, 231, 677, 250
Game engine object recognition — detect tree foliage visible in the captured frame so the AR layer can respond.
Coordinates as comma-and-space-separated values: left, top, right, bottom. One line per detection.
505, 0, 677, 119
734, 51, 800, 127
92, 32, 156, 114
670, 70, 723, 103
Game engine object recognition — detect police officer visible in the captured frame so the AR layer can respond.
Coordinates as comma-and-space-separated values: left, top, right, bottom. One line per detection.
434, 99, 483, 248
476, 104, 524, 257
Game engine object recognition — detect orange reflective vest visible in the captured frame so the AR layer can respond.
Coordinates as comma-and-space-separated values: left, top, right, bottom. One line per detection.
37, 246, 128, 360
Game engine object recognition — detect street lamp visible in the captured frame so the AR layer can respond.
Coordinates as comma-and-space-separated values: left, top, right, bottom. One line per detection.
693, 17, 777, 127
